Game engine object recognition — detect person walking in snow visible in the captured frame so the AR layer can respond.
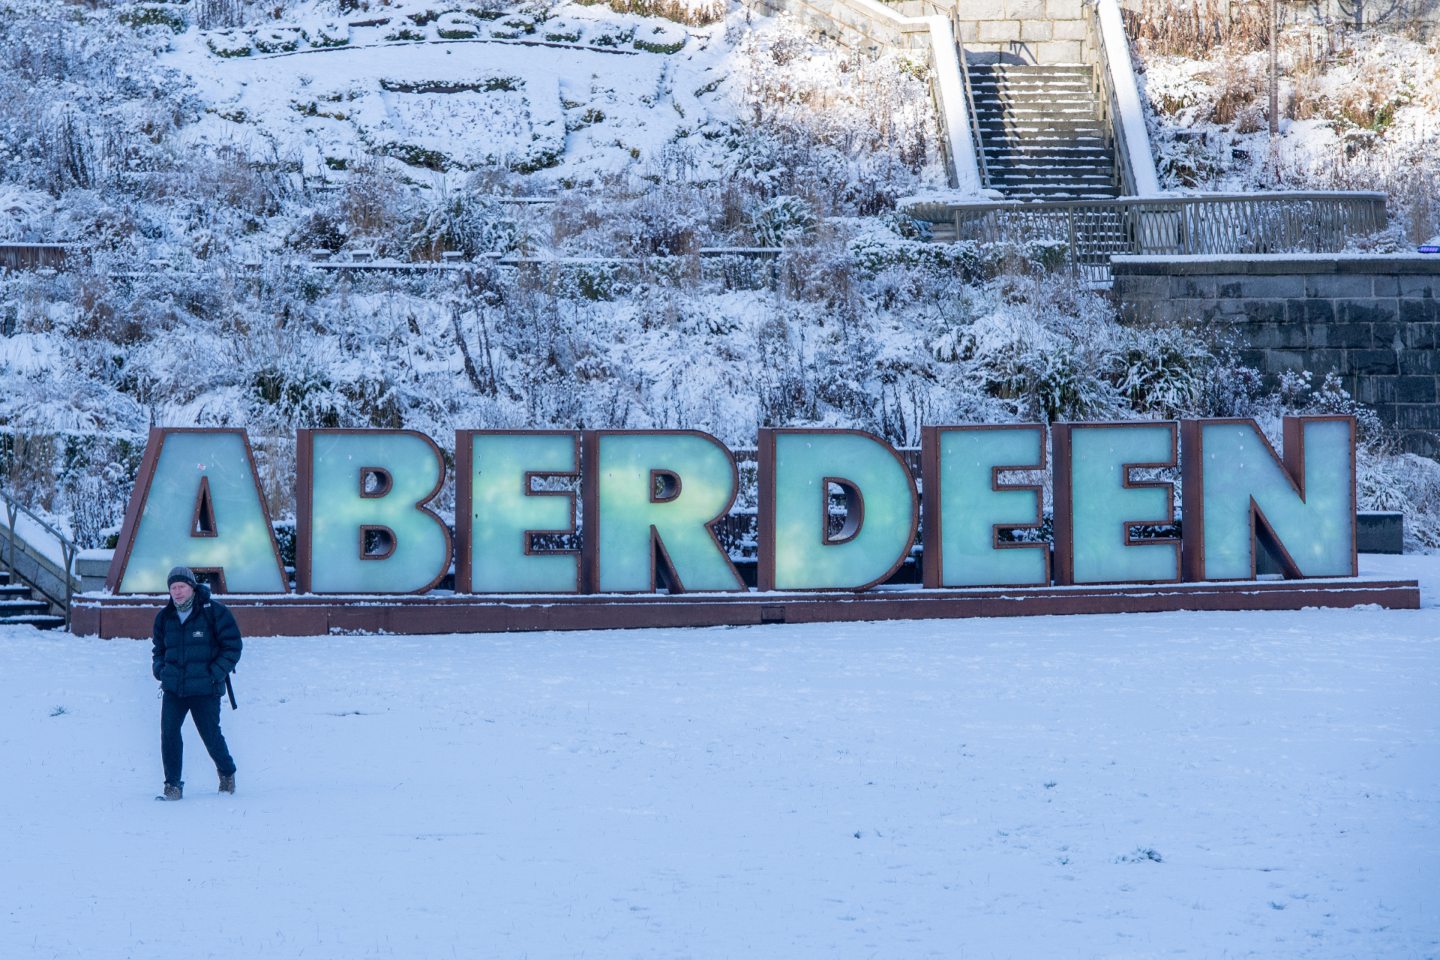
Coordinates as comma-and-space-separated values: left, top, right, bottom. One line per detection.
151, 566, 241, 801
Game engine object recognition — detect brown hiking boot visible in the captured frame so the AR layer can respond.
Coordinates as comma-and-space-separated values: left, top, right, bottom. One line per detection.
219, 773, 235, 795
159, 783, 182, 801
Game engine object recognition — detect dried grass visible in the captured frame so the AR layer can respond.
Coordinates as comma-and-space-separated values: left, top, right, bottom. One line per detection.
573, 0, 726, 27
1126, 0, 1272, 58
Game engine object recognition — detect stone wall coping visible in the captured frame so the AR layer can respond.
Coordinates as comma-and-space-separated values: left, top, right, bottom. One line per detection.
1112, 254, 1440, 277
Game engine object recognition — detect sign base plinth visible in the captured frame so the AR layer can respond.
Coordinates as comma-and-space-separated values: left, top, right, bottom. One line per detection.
72, 577, 1421, 638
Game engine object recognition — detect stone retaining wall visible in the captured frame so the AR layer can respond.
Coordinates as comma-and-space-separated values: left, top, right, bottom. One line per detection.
1113, 254, 1440, 457
953, 0, 1087, 62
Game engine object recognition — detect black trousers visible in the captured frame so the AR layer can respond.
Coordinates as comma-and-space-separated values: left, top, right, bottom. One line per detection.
161, 691, 236, 787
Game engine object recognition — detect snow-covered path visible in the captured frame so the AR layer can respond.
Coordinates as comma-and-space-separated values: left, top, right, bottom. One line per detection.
2, 556, 1436, 959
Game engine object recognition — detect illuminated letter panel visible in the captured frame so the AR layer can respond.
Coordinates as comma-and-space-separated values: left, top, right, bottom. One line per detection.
759, 429, 917, 592
457, 431, 580, 594
1054, 422, 1180, 586
110, 428, 287, 594
297, 430, 451, 594
583, 431, 744, 593
922, 425, 1048, 588
1181, 416, 1356, 580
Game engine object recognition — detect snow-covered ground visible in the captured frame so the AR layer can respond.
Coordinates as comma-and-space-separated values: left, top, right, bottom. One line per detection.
2, 554, 1436, 959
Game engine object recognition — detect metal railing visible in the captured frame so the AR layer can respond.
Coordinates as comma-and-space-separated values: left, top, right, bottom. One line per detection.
0, 488, 81, 627
1084, 0, 1161, 197
908, 191, 1390, 283
951, 11, 992, 192
1083, 5, 1122, 194
0, 243, 74, 272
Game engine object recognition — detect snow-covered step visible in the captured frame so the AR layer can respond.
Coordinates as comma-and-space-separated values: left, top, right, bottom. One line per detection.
975, 107, 1099, 120
971, 63, 1093, 74
966, 60, 1120, 200
0, 613, 67, 629
0, 597, 53, 618
985, 154, 1113, 168
971, 87, 1093, 99
1005, 193, 1121, 203
977, 118, 1106, 131
988, 169, 1116, 183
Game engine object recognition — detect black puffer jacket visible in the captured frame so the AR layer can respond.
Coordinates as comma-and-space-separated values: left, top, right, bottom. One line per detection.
151, 585, 242, 698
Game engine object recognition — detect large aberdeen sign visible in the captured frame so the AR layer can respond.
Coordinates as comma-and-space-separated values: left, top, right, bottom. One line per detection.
80, 417, 1418, 636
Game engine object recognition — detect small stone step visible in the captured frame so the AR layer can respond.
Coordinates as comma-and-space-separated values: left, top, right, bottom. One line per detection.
973, 103, 1096, 115
973, 103, 1098, 115
978, 118, 1105, 130
0, 598, 53, 617
970, 63, 1093, 75
988, 175, 1117, 189
990, 176, 1117, 189
0, 584, 33, 598
985, 154, 1113, 168
985, 143, 1111, 153
970, 82, 1093, 93
0, 613, 67, 630
1005, 190, 1120, 201
970, 85, 1093, 97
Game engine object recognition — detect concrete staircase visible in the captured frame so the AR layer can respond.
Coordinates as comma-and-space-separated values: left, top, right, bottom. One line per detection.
0, 569, 65, 629
968, 62, 1119, 201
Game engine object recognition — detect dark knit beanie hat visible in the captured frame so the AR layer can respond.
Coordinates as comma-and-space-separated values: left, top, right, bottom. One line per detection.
167, 566, 198, 588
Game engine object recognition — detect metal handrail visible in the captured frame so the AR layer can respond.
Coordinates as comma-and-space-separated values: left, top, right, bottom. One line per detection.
1083, 3, 1124, 194
952, 11, 992, 191
0, 487, 81, 626
908, 191, 1390, 283
1085, 0, 1161, 196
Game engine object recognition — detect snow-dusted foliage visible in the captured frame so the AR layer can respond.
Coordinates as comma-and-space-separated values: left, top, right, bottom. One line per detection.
0, 1, 1436, 549
1129, 1, 1440, 243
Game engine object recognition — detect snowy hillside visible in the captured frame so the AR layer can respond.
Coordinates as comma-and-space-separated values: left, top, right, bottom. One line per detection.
171, 1, 737, 184
1, 0, 1439, 551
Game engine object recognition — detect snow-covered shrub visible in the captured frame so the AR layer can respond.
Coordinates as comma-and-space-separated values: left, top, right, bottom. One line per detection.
288, 207, 349, 254
727, 21, 937, 214
750, 195, 815, 247
338, 158, 416, 248
632, 22, 686, 54
464, 0, 510, 19
308, 20, 350, 48
57, 453, 135, 549
409, 191, 530, 259
0, 185, 55, 241
206, 30, 253, 56
847, 225, 977, 280
436, 13, 481, 39
542, 17, 583, 42
1114, 324, 1213, 418
248, 356, 344, 430
491, 14, 538, 38
1360, 452, 1440, 551
252, 27, 307, 53
585, 21, 633, 47
574, 0, 724, 27
118, 4, 188, 35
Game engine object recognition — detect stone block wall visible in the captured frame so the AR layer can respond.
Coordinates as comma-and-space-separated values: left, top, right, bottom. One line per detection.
1113, 255, 1440, 457
954, 0, 1087, 62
